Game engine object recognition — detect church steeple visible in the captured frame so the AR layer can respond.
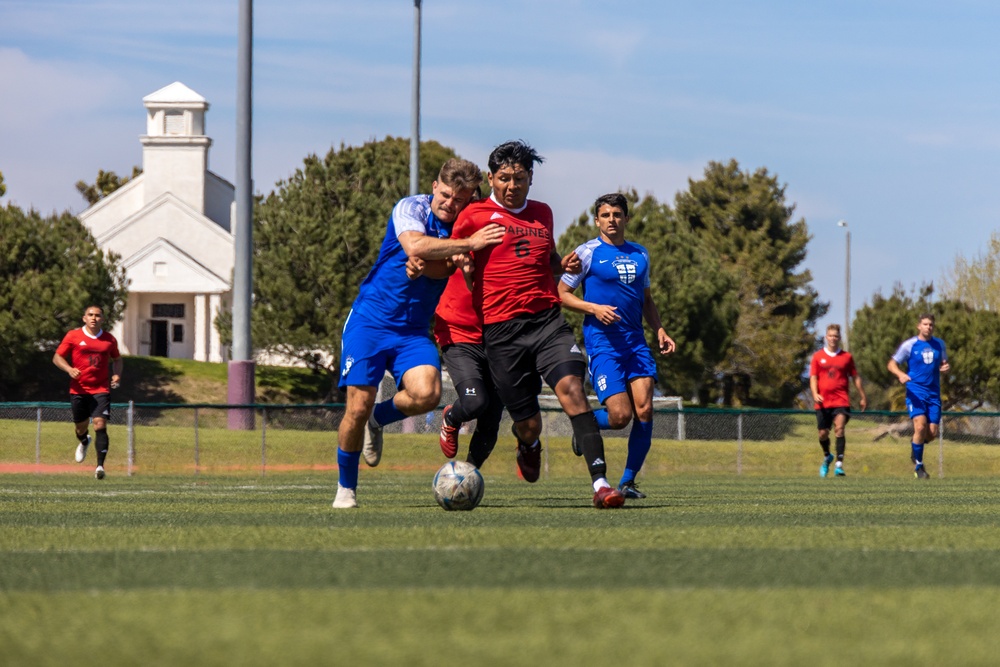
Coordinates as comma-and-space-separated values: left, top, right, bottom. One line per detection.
140, 82, 212, 212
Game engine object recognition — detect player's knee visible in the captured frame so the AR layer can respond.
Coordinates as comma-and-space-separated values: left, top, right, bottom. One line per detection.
408, 385, 442, 413
458, 391, 490, 419
606, 408, 632, 430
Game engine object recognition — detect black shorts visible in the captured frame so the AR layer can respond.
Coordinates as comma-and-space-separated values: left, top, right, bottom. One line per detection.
71, 393, 111, 424
483, 307, 586, 421
816, 406, 851, 431
442, 342, 491, 387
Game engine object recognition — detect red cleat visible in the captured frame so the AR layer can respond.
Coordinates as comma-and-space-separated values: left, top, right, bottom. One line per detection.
439, 405, 459, 458
593, 486, 625, 509
515, 440, 541, 483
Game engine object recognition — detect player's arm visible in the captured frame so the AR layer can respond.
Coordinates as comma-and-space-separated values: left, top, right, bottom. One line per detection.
887, 358, 910, 384
52, 349, 81, 380
809, 373, 822, 404
551, 250, 581, 276
557, 280, 620, 325
405, 255, 456, 280
642, 288, 675, 354
110, 356, 123, 389
398, 224, 504, 261
853, 374, 867, 411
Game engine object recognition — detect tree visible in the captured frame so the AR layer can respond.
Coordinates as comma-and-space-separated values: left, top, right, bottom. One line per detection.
557, 190, 738, 402
0, 170, 6, 199
76, 167, 142, 205
220, 136, 463, 399
939, 231, 1000, 311
0, 203, 129, 399
673, 160, 827, 406
852, 283, 1000, 411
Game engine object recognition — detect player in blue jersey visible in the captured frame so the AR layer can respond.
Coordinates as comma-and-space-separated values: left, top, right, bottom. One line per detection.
558, 193, 675, 499
332, 158, 505, 509
887, 313, 950, 479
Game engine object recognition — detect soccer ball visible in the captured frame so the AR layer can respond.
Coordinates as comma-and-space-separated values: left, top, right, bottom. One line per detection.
432, 460, 484, 511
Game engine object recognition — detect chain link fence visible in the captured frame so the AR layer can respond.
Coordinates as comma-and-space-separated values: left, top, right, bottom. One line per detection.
5, 379, 1000, 477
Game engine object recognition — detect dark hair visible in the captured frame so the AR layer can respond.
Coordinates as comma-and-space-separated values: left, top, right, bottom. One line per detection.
488, 140, 544, 174
84, 305, 105, 315
593, 193, 629, 218
918, 313, 935, 324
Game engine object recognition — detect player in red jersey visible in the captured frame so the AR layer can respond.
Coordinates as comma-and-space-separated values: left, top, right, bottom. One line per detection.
809, 323, 867, 478
452, 140, 625, 509
52, 305, 123, 479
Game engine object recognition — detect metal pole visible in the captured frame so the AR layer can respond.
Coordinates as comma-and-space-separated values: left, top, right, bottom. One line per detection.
736, 413, 743, 475
409, 0, 421, 196
837, 220, 850, 350
35, 406, 42, 469
194, 407, 200, 475
261, 408, 267, 476
229, 0, 256, 428
127, 400, 135, 476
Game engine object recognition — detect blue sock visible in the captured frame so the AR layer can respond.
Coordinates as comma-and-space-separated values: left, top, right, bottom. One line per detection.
337, 448, 361, 489
372, 398, 406, 427
911, 442, 924, 465
620, 420, 653, 486
594, 408, 611, 429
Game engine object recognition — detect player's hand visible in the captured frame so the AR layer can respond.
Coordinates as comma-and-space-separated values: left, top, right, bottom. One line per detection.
469, 223, 505, 251
68, 368, 82, 379
592, 304, 620, 325
940, 360, 951, 374
859, 396, 868, 412
813, 393, 823, 404
561, 251, 582, 274
658, 330, 676, 355
453, 253, 474, 275
897, 373, 911, 385
405, 256, 425, 280
110, 375, 121, 389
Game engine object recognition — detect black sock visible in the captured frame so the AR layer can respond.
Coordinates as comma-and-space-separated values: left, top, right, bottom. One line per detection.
819, 438, 830, 455
570, 412, 606, 483
836, 436, 846, 459
95, 428, 109, 467
78, 431, 90, 444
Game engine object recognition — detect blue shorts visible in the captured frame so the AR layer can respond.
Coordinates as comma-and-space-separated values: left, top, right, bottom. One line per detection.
587, 345, 657, 405
338, 313, 441, 390
906, 392, 941, 424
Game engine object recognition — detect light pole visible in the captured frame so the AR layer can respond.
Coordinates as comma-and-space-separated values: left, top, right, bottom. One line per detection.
837, 220, 850, 350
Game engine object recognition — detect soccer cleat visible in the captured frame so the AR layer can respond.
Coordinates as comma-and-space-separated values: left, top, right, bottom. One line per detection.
439, 405, 459, 458
819, 453, 834, 478
915, 464, 930, 479
512, 425, 541, 483
571, 434, 582, 457
593, 486, 626, 509
332, 485, 358, 509
834, 466, 846, 477
75, 435, 90, 463
94, 465, 105, 480
362, 413, 384, 467
618, 481, 646, 499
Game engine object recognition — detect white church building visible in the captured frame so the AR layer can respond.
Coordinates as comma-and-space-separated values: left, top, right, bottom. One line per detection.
80, 82, 234, 362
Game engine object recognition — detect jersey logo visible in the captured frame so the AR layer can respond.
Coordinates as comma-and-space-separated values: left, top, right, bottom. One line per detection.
490, 212, 504, 220
596, 374, 608, 391
341, 356, 354, 377
613, 258, 638, 284
570, 344, 582, 355
79, 341, 87, 346
464, 387, 477, 396
922, 349, 935, 365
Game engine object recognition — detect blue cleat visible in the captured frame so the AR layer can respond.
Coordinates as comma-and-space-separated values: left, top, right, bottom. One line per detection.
834, 465, 846, 477
819, 453, 834, 478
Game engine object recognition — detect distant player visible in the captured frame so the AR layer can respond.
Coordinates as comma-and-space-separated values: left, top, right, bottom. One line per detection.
558, 192, 675, 499
888, 313, 949, 479
333, 159, 505, 509
809, 323, 867, 477
52, 305, 122, 480
452, 140, 626, 509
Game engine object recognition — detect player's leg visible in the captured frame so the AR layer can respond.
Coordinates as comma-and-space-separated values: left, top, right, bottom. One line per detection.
337, 316, 395, 468
832, 410, 850, 476
466, 379, 504, 469
907, 392, 931, 479
617, 376, 655, 498
334, 385, 377, 508
589, 353, 631, 430
70, 395, 92, 463
370, 332, 443, 429
440, 344, 493, 458
90, 395, 111, 479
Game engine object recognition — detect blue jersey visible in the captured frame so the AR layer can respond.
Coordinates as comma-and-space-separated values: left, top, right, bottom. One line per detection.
350, 194, 452, 330
561, 238, 651, 355
892, 336, 947, 399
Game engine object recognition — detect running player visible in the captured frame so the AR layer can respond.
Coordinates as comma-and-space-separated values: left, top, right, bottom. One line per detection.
332, 158, 504, 509
52, 305, 123, 480
452, 140, 625, 509
887, 313, 950, 479
809, 323, 867, 477
558, 192, 675, 499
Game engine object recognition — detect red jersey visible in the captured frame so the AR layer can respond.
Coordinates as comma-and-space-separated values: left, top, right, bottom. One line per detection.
452, 197, 560, 325
55, 328, 121, 395
809, 348, 857, 409
433, 269, 482, 346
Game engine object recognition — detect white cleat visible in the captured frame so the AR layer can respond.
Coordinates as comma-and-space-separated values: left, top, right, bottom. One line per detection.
362, 414, 384, 467
95, 465, 106, 480
332, 485, 358, 509
75, 436, 90, 463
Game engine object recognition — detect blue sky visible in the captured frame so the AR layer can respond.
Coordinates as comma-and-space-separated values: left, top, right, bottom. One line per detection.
3, 0, 999, 338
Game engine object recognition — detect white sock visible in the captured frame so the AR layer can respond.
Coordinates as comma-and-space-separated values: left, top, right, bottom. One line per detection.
592, 478, 611, 493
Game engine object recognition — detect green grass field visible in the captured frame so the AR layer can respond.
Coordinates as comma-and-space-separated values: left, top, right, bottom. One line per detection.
4, 444, 1000, 667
